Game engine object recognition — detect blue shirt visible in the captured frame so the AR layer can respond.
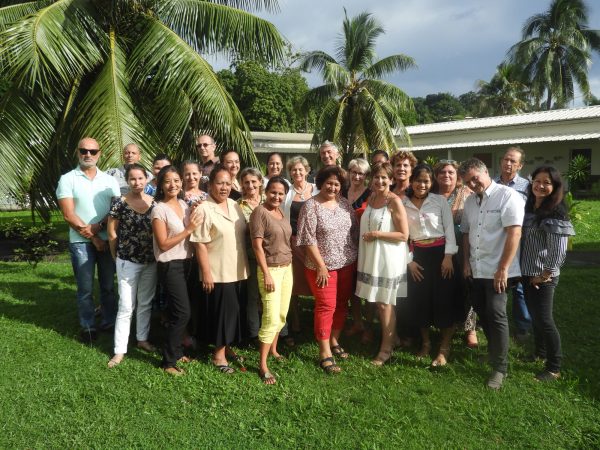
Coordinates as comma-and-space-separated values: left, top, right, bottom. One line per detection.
56, 167, 120, 243
494, 173, 529, 202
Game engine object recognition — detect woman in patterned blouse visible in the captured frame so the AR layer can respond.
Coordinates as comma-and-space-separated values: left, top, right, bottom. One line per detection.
297, 166, 359, 374
107, 164, 157, 368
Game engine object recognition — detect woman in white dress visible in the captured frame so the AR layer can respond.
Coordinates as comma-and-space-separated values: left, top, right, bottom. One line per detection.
355, 162, 410, 366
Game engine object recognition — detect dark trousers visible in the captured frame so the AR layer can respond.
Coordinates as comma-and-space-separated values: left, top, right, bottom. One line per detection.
523, 276, 562, 373
157, 259, 192, 368
471, 278, 509, 374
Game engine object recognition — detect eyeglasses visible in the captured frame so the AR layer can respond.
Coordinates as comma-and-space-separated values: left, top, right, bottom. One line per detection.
438, 159, 457, 164
79, 148, 100, 156
196, 143, 214, 148
350, 170, 366, 177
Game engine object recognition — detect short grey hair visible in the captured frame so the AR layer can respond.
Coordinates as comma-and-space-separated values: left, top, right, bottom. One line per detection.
320, 140, 339, 153
458, 158, 488, 177
239, 166, 263, 183
348, 158, 370, 175
286, 155, 310, 175
505, 145, 526, 163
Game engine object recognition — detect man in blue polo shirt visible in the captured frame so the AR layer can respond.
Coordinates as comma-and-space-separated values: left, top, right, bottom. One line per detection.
56, 137, 121, 343
495, 146, 531, 344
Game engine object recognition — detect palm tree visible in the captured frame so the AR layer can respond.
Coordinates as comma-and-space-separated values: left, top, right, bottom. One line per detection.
508, 0, 600, 110
476, 63, 531, 116
299, 10, 416, 163
0, 0, 285, 217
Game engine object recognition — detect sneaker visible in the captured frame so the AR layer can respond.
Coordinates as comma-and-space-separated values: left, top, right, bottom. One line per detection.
486, 371, 506, 389
535, 370, 560, 382
79, 328, 98, 344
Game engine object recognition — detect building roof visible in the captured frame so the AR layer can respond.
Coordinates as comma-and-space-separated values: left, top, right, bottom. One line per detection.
405, 132, 600, 151
405, 105, 600, 135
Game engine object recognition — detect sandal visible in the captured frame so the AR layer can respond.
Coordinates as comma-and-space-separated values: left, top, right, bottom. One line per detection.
214, 363, 235, 374
107, 354, 124, 368
163, 366, 185, 376
431, 346, 450, 368
137, 341, 156, 352
331, 345, 349, 359
319, 356, 341, 374
371, 350, 392, 367
260, 371, 277, 385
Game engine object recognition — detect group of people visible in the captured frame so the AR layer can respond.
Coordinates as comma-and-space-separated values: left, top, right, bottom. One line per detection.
56, 137, 574, 388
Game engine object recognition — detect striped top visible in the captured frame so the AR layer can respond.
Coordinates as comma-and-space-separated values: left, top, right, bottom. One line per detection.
520, 212, 575, 277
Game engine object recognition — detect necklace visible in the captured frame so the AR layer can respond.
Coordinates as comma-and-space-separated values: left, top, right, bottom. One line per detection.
293, 182, 308, 200
368, 194, 388, 232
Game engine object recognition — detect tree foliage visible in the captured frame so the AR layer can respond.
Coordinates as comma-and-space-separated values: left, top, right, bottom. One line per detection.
476, 62, 531, 116
217, 60, 314, 132
507, 0, 600, 109
299, 10, 416, 163
0, 0, 285, 218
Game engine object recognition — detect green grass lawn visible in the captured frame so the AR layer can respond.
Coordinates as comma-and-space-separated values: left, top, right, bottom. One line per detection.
572, 200, 600, 250
1, 261, 599, 448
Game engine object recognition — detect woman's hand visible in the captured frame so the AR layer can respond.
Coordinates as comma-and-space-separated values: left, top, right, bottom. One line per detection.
263, 271, 275, 292
362, 231, 378, 242
316, 265, 330, 288
408, 261, 424, 282
530, 274, 551, 289
186, 210, 203, 233
202, 271, 214, 293
441, 255, 454, 279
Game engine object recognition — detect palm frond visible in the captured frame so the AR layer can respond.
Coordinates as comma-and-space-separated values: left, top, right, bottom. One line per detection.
0, 0, 46, 29
156, 0, 285, 63
300, 83, 337, 114
73, 28, 149, 168
322, 61, 350, 90
130, 15, 257, 166
362, 54, 417, 79
0, 0, 105, 94
298, 50, 336, 74
202, 0, 279, 13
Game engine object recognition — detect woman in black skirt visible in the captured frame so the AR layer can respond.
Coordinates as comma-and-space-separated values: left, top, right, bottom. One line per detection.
191, 164, 249, 374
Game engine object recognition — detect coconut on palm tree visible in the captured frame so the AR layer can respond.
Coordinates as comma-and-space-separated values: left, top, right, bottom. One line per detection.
299, 10, 416, 164
0, 0, 285, 217
507, 0, 600, 110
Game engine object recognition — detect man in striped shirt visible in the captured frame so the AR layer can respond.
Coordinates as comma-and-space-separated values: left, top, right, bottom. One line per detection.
459, 158, 525, 389
495, 146, 532, 344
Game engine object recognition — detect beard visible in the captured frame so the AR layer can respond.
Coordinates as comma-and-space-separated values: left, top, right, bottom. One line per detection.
79, 159, 97, 169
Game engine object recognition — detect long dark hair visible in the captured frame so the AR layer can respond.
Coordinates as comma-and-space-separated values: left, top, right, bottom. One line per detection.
407, 164, 433, 198
154, 165, 183, 202
525, 165, 568, 222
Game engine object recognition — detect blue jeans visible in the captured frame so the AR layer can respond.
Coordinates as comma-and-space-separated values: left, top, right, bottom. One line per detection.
512, 282, 532, 334
69, 242, 117, 330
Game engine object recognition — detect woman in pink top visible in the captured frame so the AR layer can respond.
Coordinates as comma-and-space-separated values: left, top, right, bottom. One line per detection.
151, 166, 201, 375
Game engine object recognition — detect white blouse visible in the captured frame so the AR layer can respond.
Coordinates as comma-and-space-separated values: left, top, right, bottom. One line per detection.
402, 193, 458, 255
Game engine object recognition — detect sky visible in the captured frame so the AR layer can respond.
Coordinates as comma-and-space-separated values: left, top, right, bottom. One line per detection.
210, 0, 600, 104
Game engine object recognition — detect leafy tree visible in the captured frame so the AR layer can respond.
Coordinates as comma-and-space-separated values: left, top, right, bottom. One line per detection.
476, 62, 531, 116
217, 60, 314, 132
423, 93, 466, 122
508, 0, 600, 109
299, 10, 416, 163
0, 0, 285, 218
458, 91, 480, 117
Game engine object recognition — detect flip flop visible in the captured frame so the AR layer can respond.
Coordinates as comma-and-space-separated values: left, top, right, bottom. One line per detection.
260, 372, 277, 385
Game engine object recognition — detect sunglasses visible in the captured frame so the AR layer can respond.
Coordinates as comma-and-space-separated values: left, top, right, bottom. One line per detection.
196, 143, 214, 148
438, 159, 457, 164
79, 148, 100, 156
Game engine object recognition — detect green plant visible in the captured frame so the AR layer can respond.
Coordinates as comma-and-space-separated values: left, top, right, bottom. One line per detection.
0, 219, 57, 267
422, 155, 439, 167
566, 154, 591, 190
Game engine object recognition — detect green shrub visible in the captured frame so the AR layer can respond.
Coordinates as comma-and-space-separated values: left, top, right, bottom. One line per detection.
0, 219, 58, 267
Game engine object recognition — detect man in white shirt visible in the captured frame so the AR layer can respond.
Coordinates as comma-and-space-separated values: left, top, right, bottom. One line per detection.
459, 158, 525, 389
